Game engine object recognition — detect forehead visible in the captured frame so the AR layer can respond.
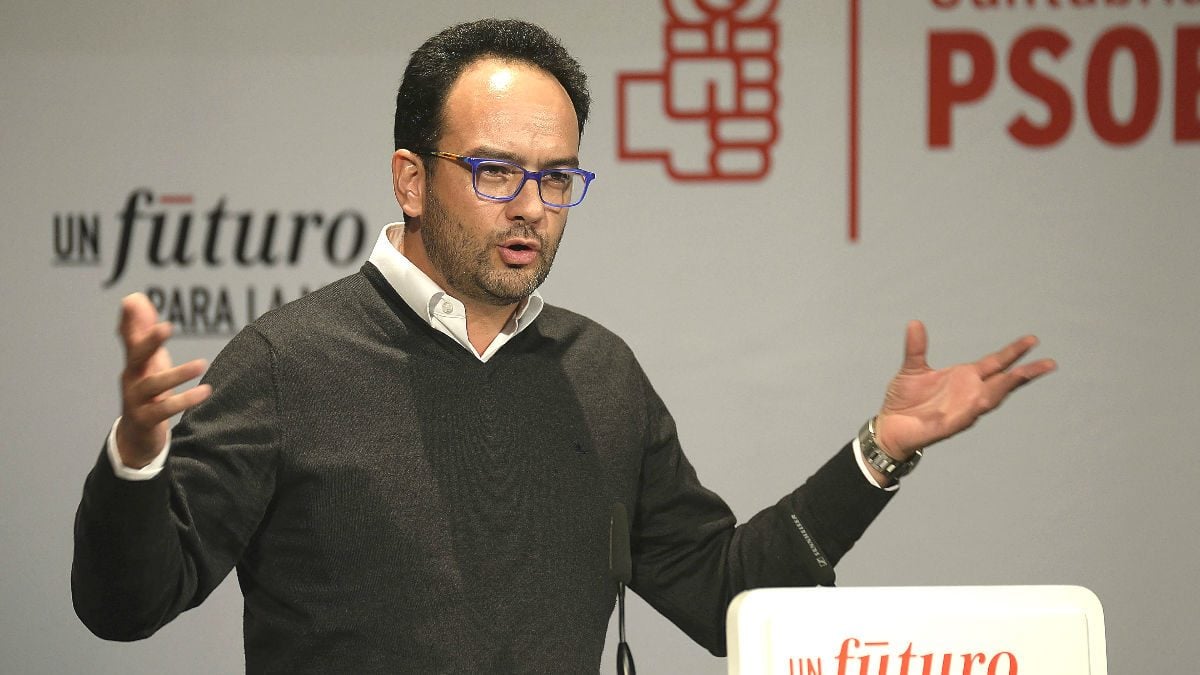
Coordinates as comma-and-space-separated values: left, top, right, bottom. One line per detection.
439, 57, 580, 161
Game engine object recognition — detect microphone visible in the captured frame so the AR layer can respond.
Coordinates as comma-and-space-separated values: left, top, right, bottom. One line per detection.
610, 503, 636, 675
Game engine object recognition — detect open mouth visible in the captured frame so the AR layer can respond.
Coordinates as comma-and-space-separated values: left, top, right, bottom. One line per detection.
498, 239, 540, 266
499, 236, 540, 252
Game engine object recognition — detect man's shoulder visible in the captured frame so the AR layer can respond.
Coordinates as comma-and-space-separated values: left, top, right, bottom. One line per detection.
537, 304, 621, 342
533, 304, 639, 362
221, 269, 393, 357
248, 269, 380, 333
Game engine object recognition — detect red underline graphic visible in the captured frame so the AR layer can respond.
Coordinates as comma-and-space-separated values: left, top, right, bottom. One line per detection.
159, 194, 194, 205
849, 0, 860, 242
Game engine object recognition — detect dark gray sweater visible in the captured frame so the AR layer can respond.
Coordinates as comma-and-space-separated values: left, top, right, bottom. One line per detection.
73, 263, 893, 673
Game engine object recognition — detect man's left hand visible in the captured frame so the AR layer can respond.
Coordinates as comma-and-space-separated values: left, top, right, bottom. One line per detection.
873, 320, 1057, 459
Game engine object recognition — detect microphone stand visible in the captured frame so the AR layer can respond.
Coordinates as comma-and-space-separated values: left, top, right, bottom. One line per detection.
616, 583, 635, 675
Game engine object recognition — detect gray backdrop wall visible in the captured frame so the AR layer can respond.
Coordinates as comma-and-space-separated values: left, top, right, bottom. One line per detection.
2, 1, 1197, 672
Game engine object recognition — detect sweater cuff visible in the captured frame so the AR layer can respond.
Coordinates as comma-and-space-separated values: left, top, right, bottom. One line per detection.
105, 417, 170, 481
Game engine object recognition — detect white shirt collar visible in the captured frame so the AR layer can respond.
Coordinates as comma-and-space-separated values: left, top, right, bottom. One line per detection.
367, 223, 544, 361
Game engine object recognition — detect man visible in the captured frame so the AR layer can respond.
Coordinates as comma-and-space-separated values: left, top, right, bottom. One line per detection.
72, 18, 1055, 674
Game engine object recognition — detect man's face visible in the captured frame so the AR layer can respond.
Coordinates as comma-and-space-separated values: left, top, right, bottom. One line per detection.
416, 58, 580, 307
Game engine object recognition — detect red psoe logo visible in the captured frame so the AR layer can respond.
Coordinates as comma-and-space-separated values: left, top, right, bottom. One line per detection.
617, 0, 781, 181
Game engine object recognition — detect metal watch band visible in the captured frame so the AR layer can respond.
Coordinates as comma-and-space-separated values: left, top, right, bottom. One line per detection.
858, 416, 923, 480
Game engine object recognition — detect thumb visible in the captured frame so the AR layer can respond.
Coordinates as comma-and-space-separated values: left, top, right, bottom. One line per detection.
119, 293, 158, 340
900, 320, 929, 373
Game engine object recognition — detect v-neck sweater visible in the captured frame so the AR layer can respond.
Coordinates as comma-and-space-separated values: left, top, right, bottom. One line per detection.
73, 263, 893, 673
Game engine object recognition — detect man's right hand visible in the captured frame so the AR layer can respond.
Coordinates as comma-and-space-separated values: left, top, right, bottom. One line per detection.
114, 293, 212, 469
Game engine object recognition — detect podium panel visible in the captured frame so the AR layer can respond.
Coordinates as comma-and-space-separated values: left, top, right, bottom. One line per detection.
727, 586, 1106, 675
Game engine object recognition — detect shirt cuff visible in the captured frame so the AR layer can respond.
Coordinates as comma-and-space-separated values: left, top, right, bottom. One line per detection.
852, 435, 899, 492
105, 417, 170, 481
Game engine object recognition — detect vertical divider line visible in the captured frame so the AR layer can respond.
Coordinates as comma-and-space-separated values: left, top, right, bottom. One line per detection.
849, 0, 861, 242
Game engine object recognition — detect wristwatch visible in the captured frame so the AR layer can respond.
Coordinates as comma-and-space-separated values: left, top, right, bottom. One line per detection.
858, 416, 922, 480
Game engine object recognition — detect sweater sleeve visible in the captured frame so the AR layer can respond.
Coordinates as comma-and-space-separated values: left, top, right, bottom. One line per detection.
626, 377, 894, 656
71, 327, 281, 641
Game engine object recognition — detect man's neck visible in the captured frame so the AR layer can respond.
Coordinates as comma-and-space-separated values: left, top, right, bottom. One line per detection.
462, 303, 520, 355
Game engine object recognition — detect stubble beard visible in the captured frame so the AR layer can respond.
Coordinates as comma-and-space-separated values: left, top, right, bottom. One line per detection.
421, 190, 562, 307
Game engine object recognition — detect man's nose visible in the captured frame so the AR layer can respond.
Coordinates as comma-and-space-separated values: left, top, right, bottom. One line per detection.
503, 176, 548, 224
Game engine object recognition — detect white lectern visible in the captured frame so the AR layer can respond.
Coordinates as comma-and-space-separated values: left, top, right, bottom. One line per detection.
727, 585, 1106, 675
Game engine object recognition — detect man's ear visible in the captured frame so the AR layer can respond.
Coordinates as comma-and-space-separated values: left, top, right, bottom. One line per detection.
392, 149, 424, 219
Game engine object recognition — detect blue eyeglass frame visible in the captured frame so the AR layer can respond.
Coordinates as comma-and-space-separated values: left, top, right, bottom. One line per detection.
420, 151, 596, 208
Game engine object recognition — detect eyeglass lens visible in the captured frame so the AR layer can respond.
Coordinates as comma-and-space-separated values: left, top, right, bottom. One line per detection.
473, 161, 583, 206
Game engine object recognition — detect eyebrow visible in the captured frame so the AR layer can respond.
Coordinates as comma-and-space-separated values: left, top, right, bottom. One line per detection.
465, 145, 580, 169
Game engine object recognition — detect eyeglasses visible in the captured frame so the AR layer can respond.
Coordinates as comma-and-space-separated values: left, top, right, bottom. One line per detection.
420, 151, 596, 208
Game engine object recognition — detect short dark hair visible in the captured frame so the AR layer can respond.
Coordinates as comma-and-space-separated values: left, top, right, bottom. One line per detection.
393, 18, 591, 154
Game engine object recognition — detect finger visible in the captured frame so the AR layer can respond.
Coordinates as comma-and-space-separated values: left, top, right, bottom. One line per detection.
126, 359, 208, 405
976, 335, 1039, 379
979, 358, 1057, 409
1009, 357, 1057, 383
124, 322, 173, 373
118, 293, 160, 343
899, 320, 929, 373
128, 384, 213, 429
119, 293, 173, 368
